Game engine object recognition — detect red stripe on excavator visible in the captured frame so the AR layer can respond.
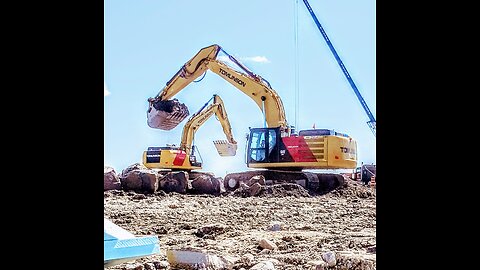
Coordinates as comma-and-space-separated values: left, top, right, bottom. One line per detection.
173, 151, 187, 166
282, 137, 317, 162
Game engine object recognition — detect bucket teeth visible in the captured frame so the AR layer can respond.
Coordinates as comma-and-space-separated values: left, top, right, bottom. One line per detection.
149, 111, 189, 130
213, 140, 237, 156
147, 99, 189, 130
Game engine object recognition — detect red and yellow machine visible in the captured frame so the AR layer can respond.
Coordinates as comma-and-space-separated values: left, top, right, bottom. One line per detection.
146, 44, 357, 193
143, 94, 237, 171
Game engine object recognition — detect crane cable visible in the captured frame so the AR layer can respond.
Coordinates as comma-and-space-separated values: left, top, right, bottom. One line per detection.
293, 0, 299, 130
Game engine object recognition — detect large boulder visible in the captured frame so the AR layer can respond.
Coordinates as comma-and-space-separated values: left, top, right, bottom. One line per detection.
120, 164, 158, 193
166, 248, 231, 270
191, 174, 223, 195
159, 171, 190, 194
104, 166, 121, 191
247, 175, 266, 186
249, 183, 263, 196
259, 239, 278, 250
121, 163, 149, 178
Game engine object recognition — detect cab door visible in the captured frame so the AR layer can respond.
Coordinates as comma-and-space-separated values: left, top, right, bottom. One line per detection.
247, 128, 279, 164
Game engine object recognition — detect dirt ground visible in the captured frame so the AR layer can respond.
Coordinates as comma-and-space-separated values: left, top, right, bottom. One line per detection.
104, 178, 376, 270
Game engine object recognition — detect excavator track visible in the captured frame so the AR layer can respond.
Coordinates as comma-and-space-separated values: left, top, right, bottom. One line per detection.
224, 170, 345, 195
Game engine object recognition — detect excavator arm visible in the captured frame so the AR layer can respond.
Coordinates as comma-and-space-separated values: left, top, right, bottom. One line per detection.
143, 94, 237, 171
150, 45, 220, 101
148, 44, 291, 136
180, 94, 237, 156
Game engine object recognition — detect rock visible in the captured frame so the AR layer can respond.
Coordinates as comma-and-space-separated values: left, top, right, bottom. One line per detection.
166, 248, 231, 269
153, 261, 169, 269
366, 245, 376, 253
330, 178, 376, 199
194, 224, 227, 238
159, 171, 189, 194
335, 251, 375, 270
232, 183, 251, 197
261, 183, 311, 198
321, 251, 336, 267
125, 263, 144, 270
120, 169, 158, 193
268, 221, 283, 231
191, 173, 222, 194
143, 262, 155, 270
121, 163, 149, 178
104, 166, 121, 190
155, 190, 167, 196
212, 177, 224, 194
240, 253, 255, 267
307, 260, 327, 270
189, 171, 215, 179
239, 183, 249, 189
267, 259, 280, 265
259, 239, 278, 250
259, 249, 271, 255
222, 255, 240, 267
250, 260, 275, 270
133, 194, 147, 200
248, 175, 265, 186
215, 177, 226, 193
191, 174, 214, 193
250, 183, 263, 196
154, 226, 168, 234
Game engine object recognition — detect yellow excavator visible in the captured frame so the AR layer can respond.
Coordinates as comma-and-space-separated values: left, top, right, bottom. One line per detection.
143, 94, 237, 170
147, 44, 357, 194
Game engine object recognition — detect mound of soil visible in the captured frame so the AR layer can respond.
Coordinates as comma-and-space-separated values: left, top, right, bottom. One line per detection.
104, 180, 376, 269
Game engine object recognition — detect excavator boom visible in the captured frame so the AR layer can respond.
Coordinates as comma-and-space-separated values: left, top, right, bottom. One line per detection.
180, 94, 237, 157
147, 44, 290, 135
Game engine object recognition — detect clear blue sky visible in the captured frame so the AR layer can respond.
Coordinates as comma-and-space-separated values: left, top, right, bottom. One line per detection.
104, 0, 376, 176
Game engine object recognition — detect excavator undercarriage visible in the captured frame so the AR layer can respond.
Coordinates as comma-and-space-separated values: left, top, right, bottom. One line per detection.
224, 170, 345, 195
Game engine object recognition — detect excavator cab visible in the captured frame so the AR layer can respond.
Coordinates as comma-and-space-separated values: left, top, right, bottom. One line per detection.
246, 128, 280, 164
246, 127, 358, 170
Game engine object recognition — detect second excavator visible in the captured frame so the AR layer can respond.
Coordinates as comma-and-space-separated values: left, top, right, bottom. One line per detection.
143, 94, 237, 171
147, 44, 357, 194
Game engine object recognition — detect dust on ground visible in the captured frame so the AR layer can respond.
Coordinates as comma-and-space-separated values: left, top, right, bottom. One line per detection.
104, 178, 376, 269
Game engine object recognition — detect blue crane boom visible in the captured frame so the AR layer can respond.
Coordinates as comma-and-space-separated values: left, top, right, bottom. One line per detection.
301, 0, 376, 137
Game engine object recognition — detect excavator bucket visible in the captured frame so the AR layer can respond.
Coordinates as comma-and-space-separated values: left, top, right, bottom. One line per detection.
147, 99, 190, 130
213, 140, 237, 156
